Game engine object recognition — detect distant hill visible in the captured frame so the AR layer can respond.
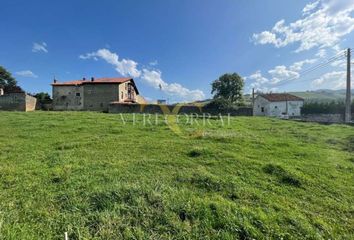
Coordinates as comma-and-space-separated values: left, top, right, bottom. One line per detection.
188, 89, 353, 106
290, 89, 354, 102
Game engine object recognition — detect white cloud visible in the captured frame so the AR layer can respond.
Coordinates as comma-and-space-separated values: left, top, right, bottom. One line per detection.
149, 60, 158, 66
80, 49, 205, 102
289, 58, 317, 71
141, 69, 205, 102
249, 0, 352, 91
303, 0, 320, 15
323, 0, 354, 15
246, 71, 278, 93
247, 70, 269, 90
247, 57, 319, 90
80, 49, 141, 78
15, 70, 38, 78
252, 0, 354, 52
248, 71, 269, 84
252, 31, 278, 45
312, 71, 346, 89
330, 59, 347, 68
268, 65, 300, 84
316, 48, 327, 58
32, 42, 48, 53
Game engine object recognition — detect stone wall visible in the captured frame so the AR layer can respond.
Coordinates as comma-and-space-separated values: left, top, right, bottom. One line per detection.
52, 85, 83, 111
84, 84, 119, 112
299, 114, 350, 123
108, 103, 253, 116
0, 93, 37, 111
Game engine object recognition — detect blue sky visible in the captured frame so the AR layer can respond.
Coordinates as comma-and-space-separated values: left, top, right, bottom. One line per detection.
1, 0, 353, 102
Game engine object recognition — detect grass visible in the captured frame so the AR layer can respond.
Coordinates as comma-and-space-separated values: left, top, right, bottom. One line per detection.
0, 111, 353, 239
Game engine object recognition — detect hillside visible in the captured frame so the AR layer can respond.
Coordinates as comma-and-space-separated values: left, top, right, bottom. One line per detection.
0, 112, 353, 239
190, 90, 354, 106
291, 89, 354, 102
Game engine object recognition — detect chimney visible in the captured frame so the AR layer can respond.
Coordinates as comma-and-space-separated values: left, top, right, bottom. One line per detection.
91, 77, 95, 82
53, 79, 57, 84
83, 77, 86, 81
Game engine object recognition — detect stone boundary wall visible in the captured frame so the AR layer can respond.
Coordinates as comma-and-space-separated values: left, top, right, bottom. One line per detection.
299, 114, 354, 123
108, 103, 253, 116
0, 93, 26, 111
0, 93, 37, 111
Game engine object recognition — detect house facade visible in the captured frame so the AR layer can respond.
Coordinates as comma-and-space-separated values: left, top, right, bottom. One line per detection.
253, 93, 304, 117
52, 77, 145, 111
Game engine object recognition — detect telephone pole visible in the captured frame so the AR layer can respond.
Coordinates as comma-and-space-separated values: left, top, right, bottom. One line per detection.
345, 48, 351, 123
252, 88, 255, 116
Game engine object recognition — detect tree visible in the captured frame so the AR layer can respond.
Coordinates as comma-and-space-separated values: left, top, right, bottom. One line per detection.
0, 66, 17, 87
211, 73, 244, 104
204, 98, 235, 112
33, 92, 52, 103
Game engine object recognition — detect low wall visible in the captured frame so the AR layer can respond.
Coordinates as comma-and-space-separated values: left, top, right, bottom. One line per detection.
0, 93, 26, 111
299, 114, 354, 123
108, 103, 253, 116
0, 93, 37, 111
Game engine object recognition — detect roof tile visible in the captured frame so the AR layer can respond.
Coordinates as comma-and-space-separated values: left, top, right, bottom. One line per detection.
52, 77, 132, 86
259, 93, 304, 102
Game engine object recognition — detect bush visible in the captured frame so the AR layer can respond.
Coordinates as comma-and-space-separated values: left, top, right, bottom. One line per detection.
204, 98, 240, 112
301, 100, 354, 114
33, 92, 52, 104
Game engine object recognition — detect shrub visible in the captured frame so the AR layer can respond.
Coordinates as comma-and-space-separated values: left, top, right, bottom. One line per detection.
301, 100, 354, 114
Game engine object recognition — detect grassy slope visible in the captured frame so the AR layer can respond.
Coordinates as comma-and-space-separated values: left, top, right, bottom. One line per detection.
291, 91, 345, 102
291, 90, 354, 102
0, 112, 353, 240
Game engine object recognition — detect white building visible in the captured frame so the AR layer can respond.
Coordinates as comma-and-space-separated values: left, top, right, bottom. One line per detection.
253, 93, 304, 117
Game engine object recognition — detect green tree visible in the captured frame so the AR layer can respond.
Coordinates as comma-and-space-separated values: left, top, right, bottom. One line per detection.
0, 66, 17, 87
34, 92, 52, 102
211, 73, 244, 104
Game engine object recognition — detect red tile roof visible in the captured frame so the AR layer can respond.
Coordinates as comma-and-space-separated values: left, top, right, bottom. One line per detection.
52, 77, 132, 86
259, 93, 304, 102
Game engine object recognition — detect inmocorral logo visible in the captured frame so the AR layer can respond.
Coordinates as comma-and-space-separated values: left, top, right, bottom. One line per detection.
118, 103, 231, 137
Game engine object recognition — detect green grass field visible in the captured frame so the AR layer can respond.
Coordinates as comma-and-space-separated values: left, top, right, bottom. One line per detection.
0, 112, 353, 239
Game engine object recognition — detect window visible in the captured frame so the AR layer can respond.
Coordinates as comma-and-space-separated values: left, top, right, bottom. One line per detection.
261, 107, 264, 113
274, 106, 278, 109
121, 91, 123, 99
76, 93, 80, 97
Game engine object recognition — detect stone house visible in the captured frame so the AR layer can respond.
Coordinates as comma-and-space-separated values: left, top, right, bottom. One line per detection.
52, 77, 146, 111
253, 93, 304, 117
0, 86, 37, 111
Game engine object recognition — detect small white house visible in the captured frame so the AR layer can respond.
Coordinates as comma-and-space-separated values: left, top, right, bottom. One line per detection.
253, 93, 304, 117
